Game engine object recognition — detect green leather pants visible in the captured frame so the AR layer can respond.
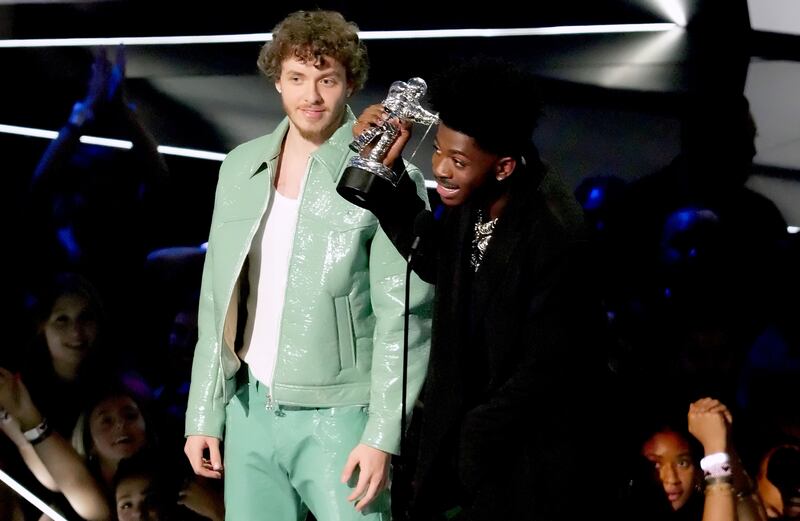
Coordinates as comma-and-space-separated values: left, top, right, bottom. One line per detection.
223, 370, 391, 520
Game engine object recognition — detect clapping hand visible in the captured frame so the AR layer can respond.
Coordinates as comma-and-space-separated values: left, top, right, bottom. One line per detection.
72, 45, 129, 126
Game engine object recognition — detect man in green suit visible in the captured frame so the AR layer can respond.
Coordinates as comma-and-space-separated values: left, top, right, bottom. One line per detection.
184, 10, 433, 521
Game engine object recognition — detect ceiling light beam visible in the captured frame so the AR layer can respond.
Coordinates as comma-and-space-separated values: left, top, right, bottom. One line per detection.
0, 23, 679, 48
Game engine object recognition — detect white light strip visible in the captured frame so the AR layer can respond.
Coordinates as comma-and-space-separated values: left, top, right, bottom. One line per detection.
0, 468, 70, 521
0, 23, 679, 48
0, 123, 58, 139
0, 33, 272, 47
157, 145, 227, 161
424, 180, 436, 189
362, 24, 678, 39
1, 123, 225, 161
79, 135, 133, 149
789, 226, 799, 234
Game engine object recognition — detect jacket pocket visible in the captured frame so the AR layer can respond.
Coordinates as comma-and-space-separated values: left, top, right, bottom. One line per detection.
334, 295, 356, 370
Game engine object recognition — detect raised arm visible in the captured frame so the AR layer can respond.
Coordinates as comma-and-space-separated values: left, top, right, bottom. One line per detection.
350, 104, 436, 283
0, 368, 110, 521
104, 45, 169, 187
689, 398, 766, 521
31, 46, 168, 194
30, 50, 108, 193
0, 409, 57, 491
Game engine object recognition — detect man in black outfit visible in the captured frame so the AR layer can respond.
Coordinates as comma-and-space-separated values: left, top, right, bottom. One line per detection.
350, 57, 619, 520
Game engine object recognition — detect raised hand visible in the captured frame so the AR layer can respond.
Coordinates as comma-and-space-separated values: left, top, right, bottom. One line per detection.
688, 397, 731, 454
353, 104, 413, 168
106, 44, 127, 106
0, 367, 41, 431
0, 406, 27, 447
84, 48, 111, 112
74, 45, 128, 126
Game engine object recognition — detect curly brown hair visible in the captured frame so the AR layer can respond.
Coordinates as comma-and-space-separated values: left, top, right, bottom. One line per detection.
257, 10, 369, 94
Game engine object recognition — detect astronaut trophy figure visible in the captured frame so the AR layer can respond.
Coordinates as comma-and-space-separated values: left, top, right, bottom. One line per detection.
337, 77, 438, 210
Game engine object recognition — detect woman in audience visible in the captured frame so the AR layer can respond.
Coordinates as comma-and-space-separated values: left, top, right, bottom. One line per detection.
1, 368, 223, 521
18, 272, 116, 436
628, 397, 766, 521
70, 386, 155, 489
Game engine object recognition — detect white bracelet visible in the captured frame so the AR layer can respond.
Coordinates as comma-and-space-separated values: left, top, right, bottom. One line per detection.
700, 452, 730, 470
22, 418, 52, 445
701, 452, 732, 478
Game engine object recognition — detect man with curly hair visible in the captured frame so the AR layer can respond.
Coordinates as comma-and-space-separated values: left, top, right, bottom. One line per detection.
184, 10, 433, 521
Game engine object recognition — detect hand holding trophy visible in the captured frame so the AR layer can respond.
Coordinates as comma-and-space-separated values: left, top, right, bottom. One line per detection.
337, 77, 438, 210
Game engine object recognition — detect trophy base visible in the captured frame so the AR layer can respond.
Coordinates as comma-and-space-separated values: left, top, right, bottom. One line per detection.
348, 157, 400, 186
337, 163, 397, 212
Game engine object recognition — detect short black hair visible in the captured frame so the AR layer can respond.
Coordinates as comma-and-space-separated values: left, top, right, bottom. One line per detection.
428, 56, 542, 157
113, 450, 159, 491
113, 450, 181, 519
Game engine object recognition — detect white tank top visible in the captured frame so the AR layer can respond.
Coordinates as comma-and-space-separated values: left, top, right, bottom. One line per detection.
240, 190, 301, 387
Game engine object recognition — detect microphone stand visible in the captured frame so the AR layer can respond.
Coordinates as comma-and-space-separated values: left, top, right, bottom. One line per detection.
397, 234, 422, 521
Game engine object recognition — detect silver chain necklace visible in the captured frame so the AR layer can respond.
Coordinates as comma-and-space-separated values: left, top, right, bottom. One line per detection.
471, 209, 498, 272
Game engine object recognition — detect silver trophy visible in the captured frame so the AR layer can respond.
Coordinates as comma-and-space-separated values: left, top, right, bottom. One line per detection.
337, 77, 438, 210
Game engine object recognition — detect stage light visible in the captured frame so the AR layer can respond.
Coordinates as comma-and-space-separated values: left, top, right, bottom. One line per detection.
0, 24, 678, 48
0, 123, 57, 139
597, 27, 685, 88
648, 0, 688, 27
156, 145, 226, 161
0, 468, 69, 521
0, 123, 225, 160
79, 135, 133, 149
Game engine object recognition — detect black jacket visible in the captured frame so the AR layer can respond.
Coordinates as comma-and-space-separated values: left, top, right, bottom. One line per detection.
377, 167, 619, 520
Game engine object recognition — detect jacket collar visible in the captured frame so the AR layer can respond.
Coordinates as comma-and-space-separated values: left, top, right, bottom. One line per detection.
248, 106, 357, 181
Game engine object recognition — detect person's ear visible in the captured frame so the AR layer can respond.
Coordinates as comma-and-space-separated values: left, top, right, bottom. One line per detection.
275, 82, 282, 94
495, 157, 517, 182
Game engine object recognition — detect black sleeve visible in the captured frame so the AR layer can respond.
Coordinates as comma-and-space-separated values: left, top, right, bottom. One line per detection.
371, 165, 438, 284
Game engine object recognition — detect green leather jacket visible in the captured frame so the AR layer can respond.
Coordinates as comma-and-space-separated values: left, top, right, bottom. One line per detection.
185, 109, 433, 454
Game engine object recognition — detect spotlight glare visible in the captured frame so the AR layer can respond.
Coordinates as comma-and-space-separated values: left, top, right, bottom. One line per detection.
649, 0, 688, 27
